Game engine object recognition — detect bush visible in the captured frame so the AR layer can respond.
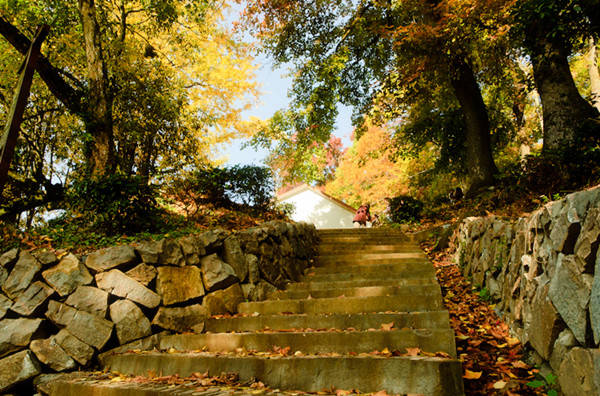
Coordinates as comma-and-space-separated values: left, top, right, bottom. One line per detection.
388, 195, 424, 223
67, 174, 161, 234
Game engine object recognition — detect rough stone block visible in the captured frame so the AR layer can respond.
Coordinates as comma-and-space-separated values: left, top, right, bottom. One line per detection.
134, 239, 163, 264
125, 263, 157, 286
109, 299, 151, 345
0, 350, 41, 392
590, 249, 600, 344
246, 254, 260, 284
159, 239, 185, 266
550, 206, 582, 254
0, 318, 43, 358
85, 245, 137, 273
200, 254, 238, 292
156, 266, 204, 306
46, 301, 113, 349
549, 329, 577, 371
95, 269, 160, 308
558, 347, 598, 396
152, 305, 207, 333
207, 283, 244, 314
30, 338, 76, 372
178, 235, 205, 266
548, 254, 592, 344
526, 283, 563, 360
98, 332, 166, 363
248, 281, 277, 302
574, 208, 600, 273
0, 294, 11, 320
223, 237, 248, 282
0, 248, 18, 268
53, 329, 94, 366
2, 251, 41, 299
10, 281, 54, 316
32, 249, 58, 266
64, 286, 108, 317
42, 253, 93, 296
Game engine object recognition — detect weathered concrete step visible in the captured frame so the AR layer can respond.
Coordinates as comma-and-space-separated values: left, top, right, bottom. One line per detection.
317, 251, 427, 261
37, 372, 305, 396
319, 242, 417, 251
319, 237, 410, 245
239, 294, 442, 315
205, 311, 451, 333
160, 328, 457, 356
101, 352, 465, 395
286, 277, 437, 291
317, 258, 430, 267
302, 268, 435, 283
271, 283, 441, 300
308, 262, 431, 275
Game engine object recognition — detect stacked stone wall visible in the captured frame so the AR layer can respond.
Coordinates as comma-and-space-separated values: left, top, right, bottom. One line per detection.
455, 186, 600, 395
0, 221, 318, 392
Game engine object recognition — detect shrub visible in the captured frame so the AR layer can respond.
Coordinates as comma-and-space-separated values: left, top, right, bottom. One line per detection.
388, 195, 424, 223
67, 174, 161, 234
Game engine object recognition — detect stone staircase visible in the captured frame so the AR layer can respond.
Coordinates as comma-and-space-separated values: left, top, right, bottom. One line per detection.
40, 228, 464, 395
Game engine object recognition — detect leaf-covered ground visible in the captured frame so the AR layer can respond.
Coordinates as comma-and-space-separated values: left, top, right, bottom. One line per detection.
421, 240, 556, 396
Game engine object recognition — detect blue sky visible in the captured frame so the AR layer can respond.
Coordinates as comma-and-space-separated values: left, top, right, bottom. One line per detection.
219, 6, 354, 166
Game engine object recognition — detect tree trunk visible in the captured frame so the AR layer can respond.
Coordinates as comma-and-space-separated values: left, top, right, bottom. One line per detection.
78, 0, 115, 176
449, 58, 498, 194
588, 37, 600, 112
530, 35, 598, 152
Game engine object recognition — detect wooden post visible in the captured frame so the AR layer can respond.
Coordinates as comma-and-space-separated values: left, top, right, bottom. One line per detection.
0, 25, 50, 194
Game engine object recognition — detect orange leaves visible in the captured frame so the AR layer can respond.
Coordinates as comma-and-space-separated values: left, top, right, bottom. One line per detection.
464, 370, 483, 380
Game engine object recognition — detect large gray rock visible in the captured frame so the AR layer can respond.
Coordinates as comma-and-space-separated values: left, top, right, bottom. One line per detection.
198, 229, 227, 252
42, 253, 93, 296
178, 235, 205, 266
0, 267, 6, 289
0, 294, 11, 320
10, 281, 54, 316
525, 283, 563, 360
248, 281, 278, 302
85, 245, 137, 272
109, 299, 151, 345
0, 318, 43, 358
574, 208, 600, 272
200, 254, 238, 292
203, 283, 244, 315
223, 237, 248, 282
2, 251, 41, 299
46, 301, 113, 349
53, 329, 94, 366
0, 350, 41, 392
152, 305, 207, 333
30, 338, 76, 372
0, 248, 18, 268
549, 329, 577, 371
134, 239, 163, 264
548, 254, 593, 344
156, 266, 204, 306
159, 239, 185, 266
32, 249, 58, 266
95, 269, 160, 308
550, 206, 582, 254
590, 249, 600, 344
558, 347, 598, 396
126, 263, 157, 286
246, 254, 260, 284
64, 286, 108, 317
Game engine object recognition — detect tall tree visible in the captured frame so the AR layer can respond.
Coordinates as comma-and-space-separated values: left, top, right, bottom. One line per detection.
242, 0, 511, 192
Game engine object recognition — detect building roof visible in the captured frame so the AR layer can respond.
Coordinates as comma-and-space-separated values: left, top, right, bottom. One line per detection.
277, 183, 357, 213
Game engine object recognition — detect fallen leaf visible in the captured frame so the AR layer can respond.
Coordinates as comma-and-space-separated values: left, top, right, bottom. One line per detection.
493, 380, 507, 389
405, 347, 421, 356
463, 370, 482, 380
380, 322, 394, 331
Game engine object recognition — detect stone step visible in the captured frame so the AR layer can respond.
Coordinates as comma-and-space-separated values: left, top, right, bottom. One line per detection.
318, 244, 420, 253
285, 277, 438, 291
308, 262, 431, 275
318, 237, 410, 245
317, 251, 427, 261
160, 327, 457, 356
101, 352, 464, 395
238, 294, 442, 315
205, 311, 451, 333
37, 372, 309, 396
271, 284, 441, 300
301, 268, 435, 283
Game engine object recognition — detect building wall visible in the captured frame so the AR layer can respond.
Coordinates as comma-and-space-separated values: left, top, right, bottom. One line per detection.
280, 189, 354, 229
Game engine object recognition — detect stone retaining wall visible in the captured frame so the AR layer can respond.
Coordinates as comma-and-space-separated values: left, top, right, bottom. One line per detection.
0, 221, 318, 392
455, 186, 600, 395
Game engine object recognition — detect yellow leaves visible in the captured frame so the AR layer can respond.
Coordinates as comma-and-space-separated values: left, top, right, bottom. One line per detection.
493, 380, 507, 389
463, 369, 483, 380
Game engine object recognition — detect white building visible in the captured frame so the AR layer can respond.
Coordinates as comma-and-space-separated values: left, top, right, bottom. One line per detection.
277, 184, 356, 229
